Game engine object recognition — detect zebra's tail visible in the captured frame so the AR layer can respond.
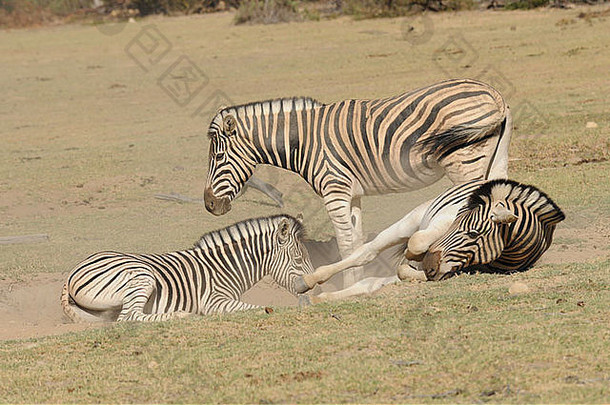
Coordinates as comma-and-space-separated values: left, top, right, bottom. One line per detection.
485, 105, 512, 180
61, 282, 106, 323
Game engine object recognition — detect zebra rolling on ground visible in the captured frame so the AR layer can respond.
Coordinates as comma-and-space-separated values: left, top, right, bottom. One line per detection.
61, 215, 314, 322
203, 79, 512, 287
296, 179, 564, 302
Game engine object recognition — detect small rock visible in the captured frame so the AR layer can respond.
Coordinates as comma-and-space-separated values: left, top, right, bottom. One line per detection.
148, 360, 159, 369
586, 121, 598, 129
508, 281, 530, 295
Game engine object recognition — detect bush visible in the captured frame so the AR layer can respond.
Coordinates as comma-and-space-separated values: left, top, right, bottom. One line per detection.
234, 0, 299, 24
505, 0, 549, 8
100, 0, 227, 16
0, 0, 92, 27
339, 0, 473, 18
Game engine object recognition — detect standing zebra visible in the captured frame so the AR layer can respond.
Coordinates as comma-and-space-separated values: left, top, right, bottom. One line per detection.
204, 79, 512, 287
61, 215, 313, 322
296, 179, 564, 302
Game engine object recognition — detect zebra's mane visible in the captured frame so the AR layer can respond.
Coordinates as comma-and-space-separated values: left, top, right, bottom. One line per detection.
464, 179, 565, 224
207, 97, 324, 138
194, 214, 305, 251
221, 97, 324, 118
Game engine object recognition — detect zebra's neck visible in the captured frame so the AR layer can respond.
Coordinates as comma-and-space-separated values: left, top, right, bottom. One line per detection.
225, 97, 324, 175
192, 219, 279, 293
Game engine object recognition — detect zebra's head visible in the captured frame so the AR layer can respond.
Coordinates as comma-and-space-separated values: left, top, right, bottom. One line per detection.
422, 180, 564, 281
204, 111, 257, 216
268, 215, 315, 295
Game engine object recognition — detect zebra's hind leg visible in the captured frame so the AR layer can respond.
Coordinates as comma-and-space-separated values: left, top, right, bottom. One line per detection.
117, 274, 191, 322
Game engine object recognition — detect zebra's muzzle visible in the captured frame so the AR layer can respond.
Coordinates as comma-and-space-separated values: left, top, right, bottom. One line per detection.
204, 187, 231, 216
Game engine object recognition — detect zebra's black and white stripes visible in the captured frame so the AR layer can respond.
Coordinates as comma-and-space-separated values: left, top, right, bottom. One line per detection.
296, 179, 564, 298
204, 79, 512, 286
61, 215, 314, 322
422, 179, 565, 280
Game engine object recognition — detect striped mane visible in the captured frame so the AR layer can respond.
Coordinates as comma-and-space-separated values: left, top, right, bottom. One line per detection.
221, 97, 324, 118
463, 179, 565, 225
194, 215, 304, 251
207, 97, 324, 139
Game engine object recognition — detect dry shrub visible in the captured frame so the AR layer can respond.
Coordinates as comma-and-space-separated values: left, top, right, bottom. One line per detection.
0, 0, 94, 28
504, 0, 548, 9
234, 0, 299, 24
0, 2, 58, 28
107, 0, 228, 15
339, 0, 473, 18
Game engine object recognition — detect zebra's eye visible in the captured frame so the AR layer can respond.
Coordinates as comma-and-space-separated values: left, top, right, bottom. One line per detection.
215, 152, 225, 161
466, 230, 479, 239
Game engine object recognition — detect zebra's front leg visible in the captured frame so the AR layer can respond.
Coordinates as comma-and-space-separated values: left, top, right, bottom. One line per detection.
344, 196, 365, 286
204, 294, 261, 315
296, 199, 432, 293
309, 276, 400, 304
117, 276, 192, 322
322, 194, 364, 289
404, 214, 456, 260
296, 224, 406, 292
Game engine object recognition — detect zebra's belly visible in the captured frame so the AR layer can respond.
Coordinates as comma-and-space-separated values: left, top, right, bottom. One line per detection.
359, 169, 445, 196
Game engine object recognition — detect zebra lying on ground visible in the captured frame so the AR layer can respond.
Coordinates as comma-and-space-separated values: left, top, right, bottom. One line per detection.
296, 179, 564, 302
61, 215, 314, 322
203, 79, 512, 288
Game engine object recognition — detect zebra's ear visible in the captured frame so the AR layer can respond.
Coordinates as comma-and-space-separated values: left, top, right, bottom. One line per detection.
296, 213, 304, 224
278, 218, 291, 243
223, 114, 237, 135
491, 203, 518, 224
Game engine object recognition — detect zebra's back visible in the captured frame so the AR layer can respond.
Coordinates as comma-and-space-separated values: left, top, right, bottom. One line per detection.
321, 79, 508, 194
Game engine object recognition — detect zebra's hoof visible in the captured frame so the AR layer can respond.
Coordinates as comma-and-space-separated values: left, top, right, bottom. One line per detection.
294, 276, 313, 293
397, 263, 427, 281
298, 295, 312, 307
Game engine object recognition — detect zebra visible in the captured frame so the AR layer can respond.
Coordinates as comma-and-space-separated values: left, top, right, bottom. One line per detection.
421, 179, 565, 281
203, 79, 512, 287
61, 215, 313, 322
296, 179, 564, 302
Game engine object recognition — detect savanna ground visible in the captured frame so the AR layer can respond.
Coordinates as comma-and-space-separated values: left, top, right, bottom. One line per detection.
1, 5, 609, 402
